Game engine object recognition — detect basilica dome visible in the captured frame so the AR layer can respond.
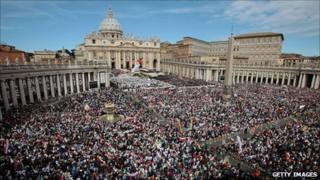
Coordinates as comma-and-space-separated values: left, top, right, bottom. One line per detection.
100, 9, 122, 32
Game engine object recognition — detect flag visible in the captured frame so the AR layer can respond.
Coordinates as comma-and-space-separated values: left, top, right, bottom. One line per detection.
4, 139, 9, 155
189, 118, 193, 130
236, 135, 242, 153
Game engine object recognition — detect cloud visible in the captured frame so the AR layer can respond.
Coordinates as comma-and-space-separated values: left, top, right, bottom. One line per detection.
225, 0, 320, 36
117, 2, 225, 19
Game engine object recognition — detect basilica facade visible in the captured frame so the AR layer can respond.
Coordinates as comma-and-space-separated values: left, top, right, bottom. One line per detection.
75, 9, 160, 71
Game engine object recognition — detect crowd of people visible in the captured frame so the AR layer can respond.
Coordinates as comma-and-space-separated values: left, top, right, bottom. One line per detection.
0, 75, 319, 179
0, 87, 248, 179
153, 75, 215, 87
111, 76, 172, 89
225, 109, 319, 174
132, 84, 319, 141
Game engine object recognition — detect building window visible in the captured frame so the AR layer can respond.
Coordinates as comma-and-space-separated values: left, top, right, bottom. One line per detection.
112, 34, 114, 38
92, 39, 96, 44
154, 42, 157, 46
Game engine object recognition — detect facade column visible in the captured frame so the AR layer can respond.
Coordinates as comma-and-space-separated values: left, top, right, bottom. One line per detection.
214, 69, 219, 82
35, 77, 41, 101
10, 79, 18, 107
128, 51, 132, 69
117, 51, 121, 69
260, 72, 264, 84
27, 77, 34, 103
232, 72, 235, 84
97, 72, 101, 89
236, 71, 240, 84
82, 73, 86, 91
287, 73, 291, 86
276, 72, 280, 85
105, 72, 110, 87
70, 73, 74, 94
49, 75, 55, 98
88, 72, 91, 89
107, 51, 111, 68
142, 52, 147, 69
156, 52, 160, 71
76, 73, 80, 93
1, 80, 10, 110
57, 75, 62, 97
63, 74, 68, 95
250, 73, 254, 83
42, 76, 48, 100
206, 69, 211, 81
18, 79, 26, 105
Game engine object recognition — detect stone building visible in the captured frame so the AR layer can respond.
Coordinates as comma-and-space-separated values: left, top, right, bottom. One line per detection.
0, 44, 29, 64
161, 32, 284, 66
33, 50, 57, 63
75, 9, 161, 71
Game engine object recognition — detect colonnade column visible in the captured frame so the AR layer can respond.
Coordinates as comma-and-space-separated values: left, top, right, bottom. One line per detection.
76, 73, 80, 93
270, 73, 274, 84
27, 77, 34, 103
57, 75, 62, 97
265, 72, 269, 84
287, 73, 291, 86
42, 76, 48, 100
63, 74, 68, 95
10, 79, 18, 107
301, 73, 306, 88
310, 74, 317, 89
49, 75, 55, 98
255, 72, 259, 83
18, 79, 26, 105
250, 73, 254, 83
281, 73, 285, 85
276, 72, 280, 85
1, 80, 10, 110
241, 72, 245, 83
35, 77, 41, 101
314, 74, 320, 89
293, 75, 297, 87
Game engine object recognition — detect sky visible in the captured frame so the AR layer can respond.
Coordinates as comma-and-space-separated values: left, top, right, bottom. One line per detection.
1, 0, 319, 56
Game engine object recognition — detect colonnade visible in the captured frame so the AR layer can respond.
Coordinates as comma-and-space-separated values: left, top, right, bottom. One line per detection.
0, 70, 110, 112
161, 63, 320, 89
